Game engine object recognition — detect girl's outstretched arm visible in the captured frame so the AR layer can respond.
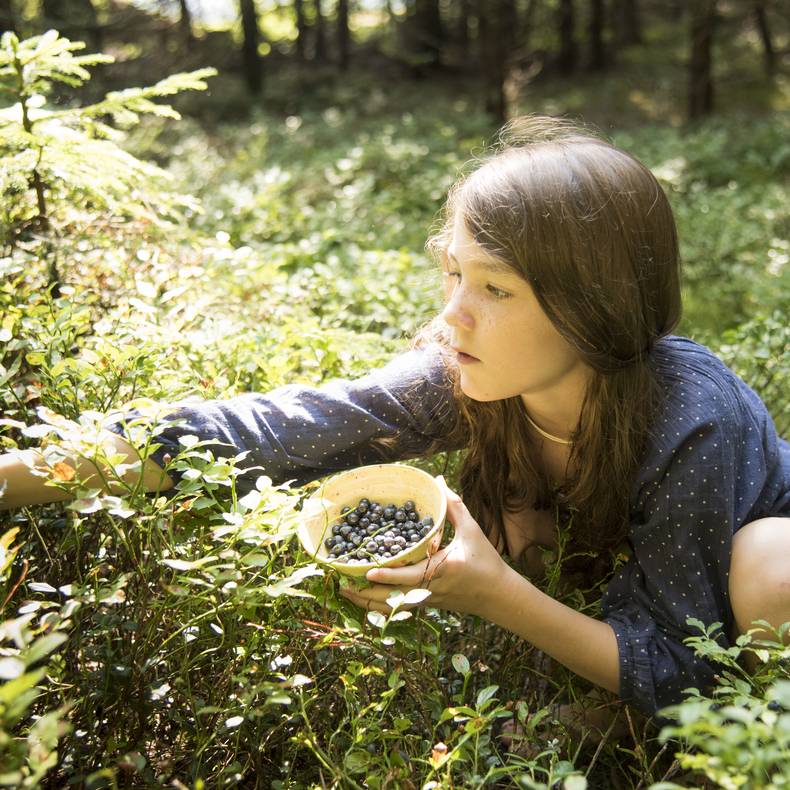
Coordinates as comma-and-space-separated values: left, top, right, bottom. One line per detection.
0, 432, 174, 511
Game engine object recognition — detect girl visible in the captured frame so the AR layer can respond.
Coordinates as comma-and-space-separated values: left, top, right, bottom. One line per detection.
3, 116, 789, 738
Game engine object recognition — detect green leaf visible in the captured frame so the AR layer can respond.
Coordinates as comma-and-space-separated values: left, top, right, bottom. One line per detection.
0, 657, 25, 679
385, 590, 405, 609
68, 496, 103, 514
162, 556, 218, 571
768, 680, 790, 709
261, 564, 323, 598
24, 632, 67, 667
452, 653, 470, 676
0, 667, 45, 704
476, 684, 499, 711
402, 587, 431, 605
343, 750, 370, 774
366, 611, 387, 628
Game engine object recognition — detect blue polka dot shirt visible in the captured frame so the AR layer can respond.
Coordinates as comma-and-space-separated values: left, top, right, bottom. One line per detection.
111, 335, 790, 718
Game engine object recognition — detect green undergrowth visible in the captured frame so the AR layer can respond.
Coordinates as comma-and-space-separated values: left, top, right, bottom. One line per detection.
0, 30, 789, 789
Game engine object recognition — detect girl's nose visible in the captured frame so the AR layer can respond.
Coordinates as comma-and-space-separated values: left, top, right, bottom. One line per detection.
440, 285, 475, 331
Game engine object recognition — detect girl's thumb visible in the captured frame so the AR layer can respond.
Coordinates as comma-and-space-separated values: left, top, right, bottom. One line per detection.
435, 475, 473, 533
435, 474, 462, 503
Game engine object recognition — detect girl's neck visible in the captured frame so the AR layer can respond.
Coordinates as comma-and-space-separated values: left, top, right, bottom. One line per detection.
520, 364, 592, 443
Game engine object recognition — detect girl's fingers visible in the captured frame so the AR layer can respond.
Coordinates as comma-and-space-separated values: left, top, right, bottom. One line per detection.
366, 556, 430, 586
340, 583, 421, 613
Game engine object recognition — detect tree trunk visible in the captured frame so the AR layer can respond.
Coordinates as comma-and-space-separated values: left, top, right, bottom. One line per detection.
688, 0, 716, 121
337, 0, 350, 70
314, 0, 327, 61
0, 0, 15, 34
178, 0, 194, 41
240, 0, 263, 94
589, 0, 605, 69
519, 0, 537, 52
294, 0, 308, 60
477, 0, 508, 124
662, 0, 684, 22
557, 0, 576, 75
457, 0, 470, 54
753, 0, 775, 76
412, 0, 443, 73
614, 0, 641, 45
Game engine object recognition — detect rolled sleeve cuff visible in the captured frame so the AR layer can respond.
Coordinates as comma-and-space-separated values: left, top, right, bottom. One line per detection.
606, 614, 660, 716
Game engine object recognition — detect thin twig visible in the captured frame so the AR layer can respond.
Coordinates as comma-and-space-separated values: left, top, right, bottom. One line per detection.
1, 557, 29, 612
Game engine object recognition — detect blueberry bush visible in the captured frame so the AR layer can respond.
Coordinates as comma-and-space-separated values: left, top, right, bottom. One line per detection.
1, 29, 789, 790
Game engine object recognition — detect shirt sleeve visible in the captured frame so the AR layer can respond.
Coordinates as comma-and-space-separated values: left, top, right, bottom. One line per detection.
600, 390, 768, 719
108, 344, 464, 493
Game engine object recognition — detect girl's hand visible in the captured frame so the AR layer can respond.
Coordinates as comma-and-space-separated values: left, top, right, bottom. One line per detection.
339, 477, 507, 617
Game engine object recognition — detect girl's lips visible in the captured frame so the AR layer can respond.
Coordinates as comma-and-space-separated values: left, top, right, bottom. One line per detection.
456, 351, 480, 364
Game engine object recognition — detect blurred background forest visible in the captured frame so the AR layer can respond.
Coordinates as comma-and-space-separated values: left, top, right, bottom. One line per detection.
1, 1, 790, 789
3, 0, 789, 123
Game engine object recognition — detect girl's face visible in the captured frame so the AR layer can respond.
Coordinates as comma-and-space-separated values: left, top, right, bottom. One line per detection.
441, 211, 590, 405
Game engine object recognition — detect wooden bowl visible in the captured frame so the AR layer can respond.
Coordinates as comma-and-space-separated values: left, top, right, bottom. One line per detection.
297, 463, 447, 577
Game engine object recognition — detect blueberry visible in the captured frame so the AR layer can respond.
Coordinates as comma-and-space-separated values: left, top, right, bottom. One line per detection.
422, 516, 434, 527
394, 535, 406, 546
420, 526, 431, 537
340, 525, 351, 537
408, 510, 419, 521
347, 512, 360, 525
356, 502, 368, 515
404, 500, 415, 512
366, 541, 378, 552
325, 536, 335, 549
369, 511, 382, 523
383, 506, 396, 519
359, 517, 370, 529
394, 509, 406, 522
408, 532, 419, 542
404, 520, 415, 531
768, 700, 783, 712
355, 548, 367, 559
332, 524, 342, 535
341, 506, 351, 514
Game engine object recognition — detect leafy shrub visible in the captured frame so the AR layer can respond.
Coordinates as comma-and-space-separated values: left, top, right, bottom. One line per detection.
656, 619, 790, 790
0, 29, 215, 288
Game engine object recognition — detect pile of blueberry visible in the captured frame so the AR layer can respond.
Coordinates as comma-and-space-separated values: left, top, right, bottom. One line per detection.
324, 497, 435, 564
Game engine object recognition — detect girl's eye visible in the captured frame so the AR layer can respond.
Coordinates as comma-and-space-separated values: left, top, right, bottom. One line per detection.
486, 285, 511, 300
441, 270, 511, 300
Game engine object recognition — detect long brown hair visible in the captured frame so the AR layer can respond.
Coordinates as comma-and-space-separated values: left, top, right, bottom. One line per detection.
410, 116, 681, 564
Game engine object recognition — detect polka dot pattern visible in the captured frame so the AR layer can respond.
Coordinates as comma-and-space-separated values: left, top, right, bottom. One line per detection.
602, 335, 790, 718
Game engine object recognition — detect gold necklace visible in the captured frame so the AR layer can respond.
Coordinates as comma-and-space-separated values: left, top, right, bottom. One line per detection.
524, 412, 573, 445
